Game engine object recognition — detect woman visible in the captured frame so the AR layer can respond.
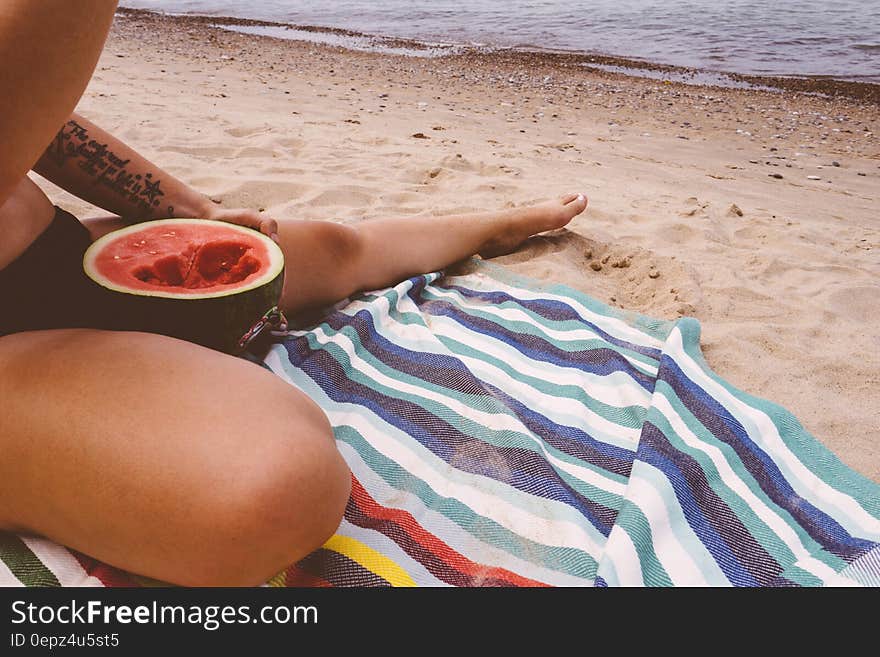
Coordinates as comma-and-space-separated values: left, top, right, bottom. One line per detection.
0, 1, 587, 585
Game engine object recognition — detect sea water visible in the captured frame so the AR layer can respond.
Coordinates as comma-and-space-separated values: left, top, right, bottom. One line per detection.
121, 0, 880, 82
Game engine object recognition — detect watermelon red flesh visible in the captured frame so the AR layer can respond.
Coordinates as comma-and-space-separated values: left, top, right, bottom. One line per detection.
92, 223, 271, 295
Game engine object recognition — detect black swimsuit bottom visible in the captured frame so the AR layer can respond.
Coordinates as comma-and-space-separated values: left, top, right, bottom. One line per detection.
0, 207, 109, 336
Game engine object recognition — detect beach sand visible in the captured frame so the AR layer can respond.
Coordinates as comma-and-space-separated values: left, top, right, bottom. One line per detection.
35, 10, 879, 481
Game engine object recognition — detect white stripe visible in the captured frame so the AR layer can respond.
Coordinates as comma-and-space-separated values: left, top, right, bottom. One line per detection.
601, 527, 646, 586
323, 288, 651, 453
668, 327, 880, 538
452, 349, 643, 451
320, 292, 650, 445
0, 558, 24, 586
310, 299, 635, 492
425, 311, 654, 408
797, 557, 862, 586
21, 537, 104, 587
338, 277, 659, 378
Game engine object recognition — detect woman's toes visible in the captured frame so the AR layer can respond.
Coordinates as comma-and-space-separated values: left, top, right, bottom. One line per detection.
561, 193, 588, 219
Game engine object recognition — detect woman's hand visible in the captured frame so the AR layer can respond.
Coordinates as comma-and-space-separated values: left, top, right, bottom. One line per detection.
201, 205, 280, 243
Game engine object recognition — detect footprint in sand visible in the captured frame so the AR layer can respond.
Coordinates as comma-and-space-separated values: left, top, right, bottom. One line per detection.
217, 180, 311, 208
225, 126, 273, 139
308, 186, 375, 208
825, 285, 880, 323
662, 222, 701, 244
156, 144, 235, 159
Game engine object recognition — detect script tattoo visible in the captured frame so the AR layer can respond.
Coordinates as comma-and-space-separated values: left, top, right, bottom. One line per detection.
46, 119, 166, 213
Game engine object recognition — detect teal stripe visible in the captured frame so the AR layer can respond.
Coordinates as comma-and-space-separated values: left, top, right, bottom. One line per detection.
606, 503, 674, 586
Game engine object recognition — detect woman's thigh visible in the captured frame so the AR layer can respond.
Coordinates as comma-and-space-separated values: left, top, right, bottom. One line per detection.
0, 328, 350, 585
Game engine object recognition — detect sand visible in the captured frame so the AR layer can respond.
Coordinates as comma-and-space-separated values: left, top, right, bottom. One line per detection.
33, 11, 879, 481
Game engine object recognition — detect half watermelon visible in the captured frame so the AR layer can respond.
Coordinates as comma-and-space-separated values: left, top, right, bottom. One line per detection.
83, 218, 285, 353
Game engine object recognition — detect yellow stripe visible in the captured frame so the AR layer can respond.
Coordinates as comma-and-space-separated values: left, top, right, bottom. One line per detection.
324, 535, 417, 587
266, 570, 288, 587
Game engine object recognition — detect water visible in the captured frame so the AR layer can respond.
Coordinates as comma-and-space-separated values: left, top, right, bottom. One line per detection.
121, 1, 880, 82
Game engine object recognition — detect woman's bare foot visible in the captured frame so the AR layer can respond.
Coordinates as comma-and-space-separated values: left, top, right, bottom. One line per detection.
478, 193, 588, 259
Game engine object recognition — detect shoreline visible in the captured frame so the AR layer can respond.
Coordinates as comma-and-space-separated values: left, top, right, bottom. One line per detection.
117, 6, 880, 104
55, 9, 879, 480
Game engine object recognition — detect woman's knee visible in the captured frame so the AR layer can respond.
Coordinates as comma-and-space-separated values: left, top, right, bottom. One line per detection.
311, 221, 364, 263
183, 407, 351, 586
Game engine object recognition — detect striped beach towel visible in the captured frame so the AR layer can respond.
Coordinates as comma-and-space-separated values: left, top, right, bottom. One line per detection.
2, 259, 878, 586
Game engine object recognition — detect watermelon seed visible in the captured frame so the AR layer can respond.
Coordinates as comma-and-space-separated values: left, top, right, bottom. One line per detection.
148, 251, 158, 255
113, 255, 120, 260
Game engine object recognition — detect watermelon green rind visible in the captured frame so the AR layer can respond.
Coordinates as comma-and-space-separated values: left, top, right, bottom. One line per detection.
82, 219, 285, 354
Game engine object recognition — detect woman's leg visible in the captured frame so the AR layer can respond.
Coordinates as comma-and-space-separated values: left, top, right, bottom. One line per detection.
277, 193, 588, 314
0, 328, 351, 586
83, 192, 588, 315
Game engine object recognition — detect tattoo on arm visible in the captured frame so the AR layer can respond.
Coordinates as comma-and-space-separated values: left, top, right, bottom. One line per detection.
46, 119, 166, 214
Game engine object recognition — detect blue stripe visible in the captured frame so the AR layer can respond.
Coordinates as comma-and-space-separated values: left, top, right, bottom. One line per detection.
661, 356, 874, 558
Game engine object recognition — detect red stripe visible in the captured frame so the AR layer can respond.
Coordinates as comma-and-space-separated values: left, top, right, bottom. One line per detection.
348, 477, 548, 587
71, 551, 142, 587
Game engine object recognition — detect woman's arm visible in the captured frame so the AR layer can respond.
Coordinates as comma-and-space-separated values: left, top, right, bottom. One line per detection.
0, 1, 118, 206
33, 113, 278, 238
34, 113, 212, 221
